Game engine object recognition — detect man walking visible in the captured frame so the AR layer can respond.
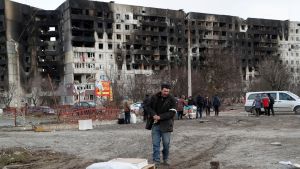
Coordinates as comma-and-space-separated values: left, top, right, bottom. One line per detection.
196, 94, 204, 118
145, 82, 176, 167
252, 94, 262, 117
204, 96, 211, 117
212, 94, 221, 116
176, 95, 186, 120
267, 93, 275, 116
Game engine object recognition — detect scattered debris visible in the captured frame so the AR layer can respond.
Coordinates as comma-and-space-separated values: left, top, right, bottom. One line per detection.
32, 125, 51, 132
270, 142, 282, 146
199, 120, 209, 123
279, 161, 300, 168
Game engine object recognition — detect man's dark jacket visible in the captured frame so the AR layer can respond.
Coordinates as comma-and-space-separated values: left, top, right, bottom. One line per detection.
145, 92, 176, 132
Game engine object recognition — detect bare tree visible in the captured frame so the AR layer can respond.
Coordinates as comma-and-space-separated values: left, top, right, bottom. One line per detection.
28, 87, 40, 106
0, 83, 17, 107
192, 49, 243, 100
169, 66, 188, 97
249, 59, 292, 91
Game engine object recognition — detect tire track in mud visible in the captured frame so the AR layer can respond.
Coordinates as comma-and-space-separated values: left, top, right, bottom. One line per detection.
171, 136, 240, 169
212, 117, 262, 129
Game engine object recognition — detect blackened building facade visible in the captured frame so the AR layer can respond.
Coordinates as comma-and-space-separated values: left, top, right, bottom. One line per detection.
0, 0, 297, 106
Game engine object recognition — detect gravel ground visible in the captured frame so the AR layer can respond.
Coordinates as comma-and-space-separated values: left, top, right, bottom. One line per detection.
1, 106, 300, 169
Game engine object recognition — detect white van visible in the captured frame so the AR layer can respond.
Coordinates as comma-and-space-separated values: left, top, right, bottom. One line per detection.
244, 91, 300, 114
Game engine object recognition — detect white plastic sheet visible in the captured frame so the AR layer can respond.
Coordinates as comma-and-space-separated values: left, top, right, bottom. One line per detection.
86, 161, 138, 169
131, 113, 137, 124
279, 161, 300, 168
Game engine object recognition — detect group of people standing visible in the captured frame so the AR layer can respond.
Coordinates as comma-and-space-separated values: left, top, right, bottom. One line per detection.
176, 94, 221, 119
252, 93, 275, 116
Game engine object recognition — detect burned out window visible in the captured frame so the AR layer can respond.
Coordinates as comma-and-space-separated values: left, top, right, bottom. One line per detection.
71, 8, 82, 15
97, 11, 102, 17
97, 33, 103, 39
107, 33, 112, 39
106, 23, 112, 29
126, 35, 130, 40
133, 24, 137, 29
125, 14, 130, 20
99, 43, 103, 49
116, 14, 120, 20
116, 34, 121, 40
125, 25, 130, 30
108, 43, 113, 49
169, 47, 174, 52
116, 24, 121, 29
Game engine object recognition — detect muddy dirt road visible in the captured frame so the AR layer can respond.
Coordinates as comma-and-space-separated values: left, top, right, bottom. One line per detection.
1, 109, 300, 169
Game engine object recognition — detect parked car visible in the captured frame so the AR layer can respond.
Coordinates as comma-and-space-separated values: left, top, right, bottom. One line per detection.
74, 101, 96, 108
130, 102, 143, 115
28, 106, 55, 115
244, 91, 300, 114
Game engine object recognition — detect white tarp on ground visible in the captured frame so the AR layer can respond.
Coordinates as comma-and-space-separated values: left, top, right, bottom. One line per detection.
279, 161, 300, 168
86, 161, 138, 169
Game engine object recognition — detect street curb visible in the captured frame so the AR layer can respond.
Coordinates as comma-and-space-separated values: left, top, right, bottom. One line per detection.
0, 120, 119, 132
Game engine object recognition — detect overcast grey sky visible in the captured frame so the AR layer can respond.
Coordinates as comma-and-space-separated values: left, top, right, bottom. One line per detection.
12, 0, 300, 21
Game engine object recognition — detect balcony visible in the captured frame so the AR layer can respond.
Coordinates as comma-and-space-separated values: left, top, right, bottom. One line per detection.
134, 59, 150, 65
72, 36, 95, 42
139, 20, 168, 27
70, 14, 94, 21
37, 50, 59, 56
133, 69, 153, 75
150, 60, 169, 65
39, 30, 59, 37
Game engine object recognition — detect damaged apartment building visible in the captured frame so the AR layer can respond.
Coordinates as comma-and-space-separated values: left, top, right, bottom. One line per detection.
0, 0, 297, 106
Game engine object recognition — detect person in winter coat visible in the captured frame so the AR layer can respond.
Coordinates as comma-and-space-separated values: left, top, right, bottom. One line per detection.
262, 94, 270, 116
176, 95, 187, 120
123, 98, 132, 124
144, 82, 176, 167
196, 94, 204, 118
212, 94, 221, 116
252, 94, 262, 117
204, 96, 211, 116
267, 93, 275, 116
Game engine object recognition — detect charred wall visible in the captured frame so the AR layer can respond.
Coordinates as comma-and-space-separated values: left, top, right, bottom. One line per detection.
243, 18, 289, 80
2, 0, 63, 96
1, 0, 297, 104
34, 10, 62, 86
186, 12, 290, 80
0, 0, 7, 90
187, 12, 244, 69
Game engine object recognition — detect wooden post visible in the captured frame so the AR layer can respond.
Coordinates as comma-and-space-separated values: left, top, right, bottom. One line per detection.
210, 161, 220, 169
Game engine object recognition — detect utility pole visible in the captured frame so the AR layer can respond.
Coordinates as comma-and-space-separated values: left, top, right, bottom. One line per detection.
187, 16, 192, 97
